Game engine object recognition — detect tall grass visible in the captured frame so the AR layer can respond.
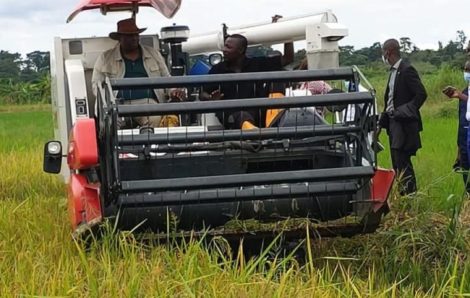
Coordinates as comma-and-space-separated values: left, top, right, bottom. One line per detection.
0, 195, 469, 296
1, 64, 470, 298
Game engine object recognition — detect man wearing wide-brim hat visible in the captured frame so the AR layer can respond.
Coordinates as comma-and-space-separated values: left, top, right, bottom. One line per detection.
92, 18, 183, 128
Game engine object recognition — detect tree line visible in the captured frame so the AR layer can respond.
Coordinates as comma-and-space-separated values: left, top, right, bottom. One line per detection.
338, 31, 468, 70
0, 50, 50, 83
1, 30, 468, 84
0, 31, 467, 104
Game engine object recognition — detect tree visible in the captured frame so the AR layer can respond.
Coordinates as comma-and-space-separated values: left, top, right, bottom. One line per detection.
19, 51, 50, 82
456, 30, 467, 50
0, 50, 22, 81
352, 42, 382, 64
399, 37, 413, 54
292, 49, 306, 67
441, 40, 459, 61
24, 51, 50, 73
339, 45, 355, 65
367, 42, 383, 61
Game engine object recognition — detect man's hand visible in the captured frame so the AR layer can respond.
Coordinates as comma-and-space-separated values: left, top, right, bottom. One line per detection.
372, 127, 384, 152
442, 86, 459, 99
169, 89, 186, 102
374, 126, 382, 140
200, 90, 224, 101
209, 89, 224, 100
271, 14, 282, 23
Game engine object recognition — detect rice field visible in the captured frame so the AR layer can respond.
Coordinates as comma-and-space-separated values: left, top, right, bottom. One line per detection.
1, 79, 470, 296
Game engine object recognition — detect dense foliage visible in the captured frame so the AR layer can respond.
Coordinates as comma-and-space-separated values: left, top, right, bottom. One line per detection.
0, 50, 50, 104
339, 31, 468, 70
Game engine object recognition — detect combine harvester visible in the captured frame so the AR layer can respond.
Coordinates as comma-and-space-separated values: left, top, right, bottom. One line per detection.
43, 0, 394, 242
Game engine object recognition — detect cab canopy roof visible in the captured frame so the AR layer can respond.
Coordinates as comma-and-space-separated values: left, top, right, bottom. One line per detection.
67, 0, 181, 23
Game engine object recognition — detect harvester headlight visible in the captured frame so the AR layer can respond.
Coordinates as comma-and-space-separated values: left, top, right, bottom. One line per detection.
47, 141, 62, 155
43, 141, 63, 174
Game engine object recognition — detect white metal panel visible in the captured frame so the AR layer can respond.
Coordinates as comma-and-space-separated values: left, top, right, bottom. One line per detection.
51, 37, 70, 181
65, 59, 90, 124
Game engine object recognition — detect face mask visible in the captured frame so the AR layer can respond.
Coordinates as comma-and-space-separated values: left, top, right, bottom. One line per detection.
382, 55, 389, 66
464, 72, 470, 82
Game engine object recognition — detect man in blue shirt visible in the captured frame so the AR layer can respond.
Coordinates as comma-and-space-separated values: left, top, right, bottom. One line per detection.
443, 60, 470, 192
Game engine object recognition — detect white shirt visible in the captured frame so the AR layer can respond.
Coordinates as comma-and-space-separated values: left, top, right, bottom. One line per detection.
386, 59, 402, 112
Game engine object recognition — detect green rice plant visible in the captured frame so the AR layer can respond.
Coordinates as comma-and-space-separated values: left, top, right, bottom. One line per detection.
0, 150, 64, 199
1, 193, 470, 296
1, 105, 470, 297
0, 106, 63, 199
0, 106, 54, 152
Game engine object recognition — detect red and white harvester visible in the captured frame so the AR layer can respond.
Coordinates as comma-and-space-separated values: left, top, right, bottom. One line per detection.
43, 0, 394, 242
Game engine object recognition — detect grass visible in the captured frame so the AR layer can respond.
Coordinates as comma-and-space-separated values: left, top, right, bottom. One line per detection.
1, 70, 470, 298
0, 104, 64, 199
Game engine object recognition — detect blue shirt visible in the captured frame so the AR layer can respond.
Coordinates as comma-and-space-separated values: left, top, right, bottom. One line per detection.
458, 87, 469, 147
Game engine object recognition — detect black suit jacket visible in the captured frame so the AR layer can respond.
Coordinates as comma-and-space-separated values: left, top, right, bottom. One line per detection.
378, 60, 427, 154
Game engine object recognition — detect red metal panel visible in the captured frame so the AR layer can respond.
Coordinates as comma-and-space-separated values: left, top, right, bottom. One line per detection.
67, 118, 98, 170
67, 0, 181, 22
68, 174, 85, 230
370, 168, 395, 212
68, 173, 102, 230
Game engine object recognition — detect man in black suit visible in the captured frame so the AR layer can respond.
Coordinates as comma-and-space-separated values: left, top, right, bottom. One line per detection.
378, 39, 427, 195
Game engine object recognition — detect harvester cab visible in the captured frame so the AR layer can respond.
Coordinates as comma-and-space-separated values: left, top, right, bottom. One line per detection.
43, 0, 394, 241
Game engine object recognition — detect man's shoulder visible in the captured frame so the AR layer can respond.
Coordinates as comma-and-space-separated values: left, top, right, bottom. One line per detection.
99, 45, 119, 60
247, 56, 278, 64
398, 60, 414, 71
245, 56, 282, 71
209, 62, 228, 74
397, 61, 421, 78
141, 44, 157, 52
94, 45, 119, 70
